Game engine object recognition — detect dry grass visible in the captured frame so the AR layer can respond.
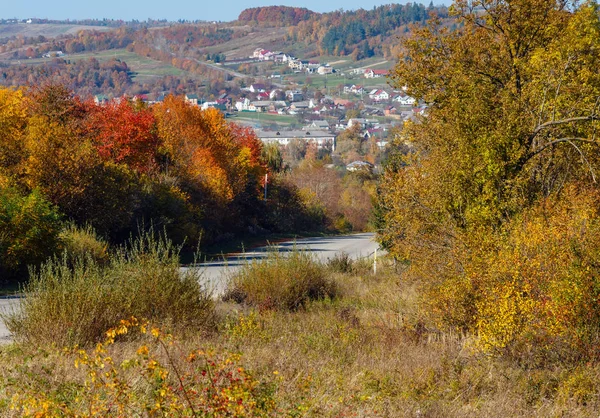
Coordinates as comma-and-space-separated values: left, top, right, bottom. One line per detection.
1, 257, 600, 416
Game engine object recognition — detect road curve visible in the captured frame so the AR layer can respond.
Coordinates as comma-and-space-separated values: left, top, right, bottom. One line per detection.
0, 233, 380, 342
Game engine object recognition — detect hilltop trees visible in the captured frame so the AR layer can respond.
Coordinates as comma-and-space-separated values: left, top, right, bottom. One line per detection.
238, 6, 316, 26
292, 3, 448, 59
377, 0, 600, 362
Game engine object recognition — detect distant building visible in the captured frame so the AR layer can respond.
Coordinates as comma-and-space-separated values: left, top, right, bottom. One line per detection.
255, 129, 336, 150
346, 160, 374, 172
303, 120, 330, 131
317, 65, 334, 75
93, 94, 110, 105
42, 50, 65, 58
248, 83, 267, 93
185, 94, 199, 106
369, 89, 390, 102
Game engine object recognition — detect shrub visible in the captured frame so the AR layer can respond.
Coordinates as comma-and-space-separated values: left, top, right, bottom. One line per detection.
7, 318, 277, 417
326, 252, 354, 274
58, 223, 108, 265
4, 231, 214, 347
224, 249, 337, 311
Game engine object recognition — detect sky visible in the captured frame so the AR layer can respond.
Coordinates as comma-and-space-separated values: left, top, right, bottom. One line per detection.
2, 1, 443, 23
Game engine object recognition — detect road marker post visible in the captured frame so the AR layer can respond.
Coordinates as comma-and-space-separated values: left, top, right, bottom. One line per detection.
373, 249, 377, 275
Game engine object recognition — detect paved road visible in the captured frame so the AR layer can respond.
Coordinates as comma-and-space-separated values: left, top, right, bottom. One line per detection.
0, 297, 18, 344
0, 233, 380, 342
192, 232, 379, 296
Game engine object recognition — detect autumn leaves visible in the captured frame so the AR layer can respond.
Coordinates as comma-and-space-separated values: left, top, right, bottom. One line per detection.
0, 85, 269, 279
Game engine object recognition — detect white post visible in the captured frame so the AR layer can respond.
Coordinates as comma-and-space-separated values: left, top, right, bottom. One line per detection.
373, 249, 377, 275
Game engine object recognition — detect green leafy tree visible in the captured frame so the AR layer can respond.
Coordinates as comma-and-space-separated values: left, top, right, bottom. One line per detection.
0, 188, 62, 280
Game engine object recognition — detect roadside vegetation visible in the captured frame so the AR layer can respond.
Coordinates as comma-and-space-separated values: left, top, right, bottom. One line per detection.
2, 241, 600, 416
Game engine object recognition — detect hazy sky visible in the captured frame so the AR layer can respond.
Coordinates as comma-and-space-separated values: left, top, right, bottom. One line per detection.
2, 1, 443, 22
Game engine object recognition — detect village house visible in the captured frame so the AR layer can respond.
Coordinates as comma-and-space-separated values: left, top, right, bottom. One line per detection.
364, 69, 389, 79
351, 68, 367, 75
346, 160, 374, 173
317, 65, 334, 75
251, 48, 277, 61
286, 90, 304, 102
303, 120, 330, 131
235, 98, 252, 112
93, 94, 110, 106
269, 89, 285, 100
201, 101, 227, 111
250, 101, 271, 112
369, 89, 390, 102
393, 94, 416, 106
347, 118, 376, 130
43, 50, 65, 58
248, 84, 267, 93
289, 59, 310, 71
256, 92, 270, 101
343, 85, 364, 95
185, 94, 199, 106
252, 48, 264, 59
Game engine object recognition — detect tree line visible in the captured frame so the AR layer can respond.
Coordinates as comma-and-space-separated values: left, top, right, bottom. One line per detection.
0, 85, 327, 282
0, 57, 207, 100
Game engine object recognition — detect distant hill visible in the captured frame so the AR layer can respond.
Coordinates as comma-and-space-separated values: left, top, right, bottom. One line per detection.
234, 3, 450, 60
238, 6, 317, 26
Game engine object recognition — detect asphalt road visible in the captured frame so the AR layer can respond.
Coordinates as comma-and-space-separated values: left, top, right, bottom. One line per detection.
191, 232, 380, 296
0, 233, 380, 343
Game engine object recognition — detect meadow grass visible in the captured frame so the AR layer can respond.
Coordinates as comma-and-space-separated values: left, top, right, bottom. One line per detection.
1, 253, 600, 416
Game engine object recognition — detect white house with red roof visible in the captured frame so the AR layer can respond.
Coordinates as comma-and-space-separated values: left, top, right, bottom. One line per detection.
369, 89, 390, 102
364, 69, 389, 79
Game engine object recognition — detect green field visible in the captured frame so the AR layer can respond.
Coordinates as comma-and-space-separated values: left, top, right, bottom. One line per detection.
285, 73, 392, 90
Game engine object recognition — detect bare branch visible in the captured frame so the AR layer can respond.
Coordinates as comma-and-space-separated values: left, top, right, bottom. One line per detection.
532, 115, 598, 136
531, 136, 598, 158
565, 139, 597, 183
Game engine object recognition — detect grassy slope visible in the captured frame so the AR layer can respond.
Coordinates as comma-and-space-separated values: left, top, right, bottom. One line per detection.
17, 49, 193, 81
0, 23, 111, 38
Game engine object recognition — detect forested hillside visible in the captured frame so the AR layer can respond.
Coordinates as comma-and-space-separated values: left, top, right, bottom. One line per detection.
237, 6, 316, 26
0, 58, 133, 97
291, 3, 449, 59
